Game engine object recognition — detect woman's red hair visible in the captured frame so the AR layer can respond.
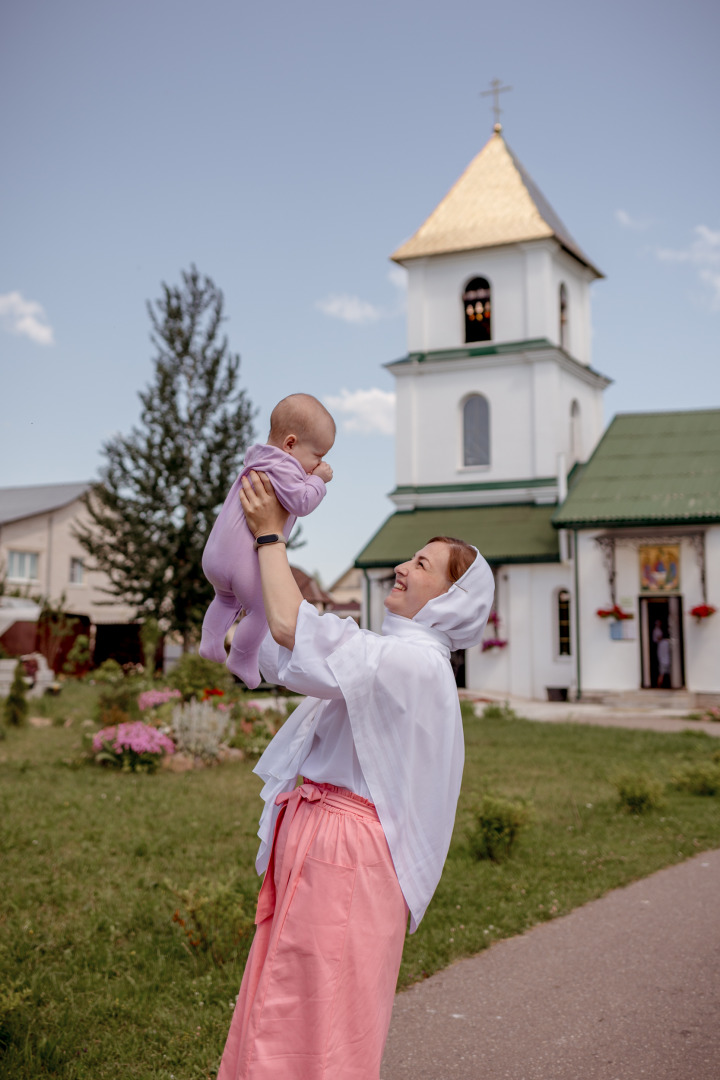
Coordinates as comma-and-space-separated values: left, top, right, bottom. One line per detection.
427, 536, 476, 584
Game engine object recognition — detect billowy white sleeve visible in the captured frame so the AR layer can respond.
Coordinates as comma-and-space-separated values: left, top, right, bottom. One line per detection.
258, 601, 361, 699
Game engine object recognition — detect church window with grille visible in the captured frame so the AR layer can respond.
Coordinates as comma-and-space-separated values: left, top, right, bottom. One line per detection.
463, 394, 490, 466
463, 277, 492, 342
557, 589, 571, 656
559, 283, 568, 349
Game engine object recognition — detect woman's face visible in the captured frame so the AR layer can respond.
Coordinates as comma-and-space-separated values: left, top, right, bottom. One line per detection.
384, 542, 452, 620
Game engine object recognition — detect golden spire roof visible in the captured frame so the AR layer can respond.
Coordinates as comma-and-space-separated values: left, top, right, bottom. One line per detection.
391, 128, 602, 277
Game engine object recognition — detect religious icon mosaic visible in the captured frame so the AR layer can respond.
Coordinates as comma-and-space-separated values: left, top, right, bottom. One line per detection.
639, 544, 680, 594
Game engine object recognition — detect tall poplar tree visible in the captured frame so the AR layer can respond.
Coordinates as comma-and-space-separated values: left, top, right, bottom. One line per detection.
76, 266, 255, 649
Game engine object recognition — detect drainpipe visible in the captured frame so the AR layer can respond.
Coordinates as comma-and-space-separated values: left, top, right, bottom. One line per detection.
573, 528, 581, 700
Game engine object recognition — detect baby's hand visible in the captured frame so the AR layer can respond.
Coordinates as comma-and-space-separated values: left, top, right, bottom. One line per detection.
313, 461, 333, 483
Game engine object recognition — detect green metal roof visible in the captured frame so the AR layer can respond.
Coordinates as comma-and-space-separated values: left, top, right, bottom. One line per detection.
554, 410, 720, 528
355, 504, 560, 568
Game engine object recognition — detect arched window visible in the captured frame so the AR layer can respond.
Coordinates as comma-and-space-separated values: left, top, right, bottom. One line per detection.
559, 283, 568, 350
463, 394, 490, 466
570, 399, 582, 463
463, 277, 492, 342
557, 588, 571, 656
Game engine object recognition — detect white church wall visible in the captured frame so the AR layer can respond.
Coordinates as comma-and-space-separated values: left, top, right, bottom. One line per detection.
394, 362, 535, 487
684, 527, 720, 693
466, 563, 574, 699
548, 249, 593, 365
577, 533, 638, 693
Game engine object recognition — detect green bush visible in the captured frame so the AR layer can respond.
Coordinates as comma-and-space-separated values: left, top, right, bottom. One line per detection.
672, 763, 720, 797
92, 658, 125, 684
469, 794, 531, 861
167, 877, 254, 966
94, 677, 145, 724
3, 662, 29, 727
167, 652, 233, 701
612, 770, 665, 814
228, 702, 286, 759
480, 701, 518, 722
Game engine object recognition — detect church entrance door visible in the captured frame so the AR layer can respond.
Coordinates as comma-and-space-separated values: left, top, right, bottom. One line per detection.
639, 596, 685, 689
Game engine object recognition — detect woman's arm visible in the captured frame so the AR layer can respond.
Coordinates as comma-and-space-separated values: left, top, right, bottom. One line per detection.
240, 470, 303, 649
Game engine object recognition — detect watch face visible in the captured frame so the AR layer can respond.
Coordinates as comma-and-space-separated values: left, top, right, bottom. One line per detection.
258, 534, 279, 544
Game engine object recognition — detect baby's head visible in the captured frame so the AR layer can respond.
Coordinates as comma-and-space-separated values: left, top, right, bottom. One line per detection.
268, 394, 336, 474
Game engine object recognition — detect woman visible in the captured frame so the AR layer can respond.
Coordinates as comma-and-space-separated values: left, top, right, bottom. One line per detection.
217, 471, 494, 1080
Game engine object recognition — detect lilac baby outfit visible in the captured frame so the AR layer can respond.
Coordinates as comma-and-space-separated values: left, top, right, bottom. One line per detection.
199, 444, 327, 688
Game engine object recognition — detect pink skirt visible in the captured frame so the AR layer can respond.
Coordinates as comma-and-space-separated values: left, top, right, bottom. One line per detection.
217, 781, 408, 1080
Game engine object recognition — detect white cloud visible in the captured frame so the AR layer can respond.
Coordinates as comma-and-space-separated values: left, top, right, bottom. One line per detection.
324, 388, 396, 435
655, 225, 720, 310
315, 294, 384, 324
615, 209, 651, 231
316, 269, 407, 325
656, 224, 720, 265
0, 290, 55, 345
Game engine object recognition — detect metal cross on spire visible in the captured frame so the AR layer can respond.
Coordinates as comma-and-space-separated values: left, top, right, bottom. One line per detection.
481, 78, 512, 130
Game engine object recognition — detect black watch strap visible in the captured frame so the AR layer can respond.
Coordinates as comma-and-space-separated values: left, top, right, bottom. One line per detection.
253, 533, 288, 550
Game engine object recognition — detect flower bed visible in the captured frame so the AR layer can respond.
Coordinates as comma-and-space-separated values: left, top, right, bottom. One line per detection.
92, 720, 175, 772
138, 688, 182, 711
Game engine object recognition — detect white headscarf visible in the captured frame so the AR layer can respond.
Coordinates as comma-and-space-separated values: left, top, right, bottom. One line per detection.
254, 547, 495, 931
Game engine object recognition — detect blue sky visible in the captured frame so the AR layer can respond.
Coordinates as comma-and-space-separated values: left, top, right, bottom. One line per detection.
2, 0, 718, 585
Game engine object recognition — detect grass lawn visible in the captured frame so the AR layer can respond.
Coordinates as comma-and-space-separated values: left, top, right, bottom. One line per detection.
1, 690, 719, 1078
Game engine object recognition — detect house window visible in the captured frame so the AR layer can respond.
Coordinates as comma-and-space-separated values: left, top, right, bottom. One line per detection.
463, 277, 492, 343
7, 550, 39, 582
463, 394, 490, 466
557, 589, 571, 656
559, 283, 568, 349
69, 557, 84, 585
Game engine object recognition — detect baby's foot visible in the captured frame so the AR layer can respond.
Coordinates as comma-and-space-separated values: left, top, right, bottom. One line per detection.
226, 649, 261, 689
198, 633, 228, 664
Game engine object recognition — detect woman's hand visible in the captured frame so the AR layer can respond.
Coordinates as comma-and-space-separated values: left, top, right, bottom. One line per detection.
239, 471, 289, 538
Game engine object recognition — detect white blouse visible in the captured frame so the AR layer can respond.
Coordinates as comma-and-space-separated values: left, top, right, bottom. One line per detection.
255, 601, 465, 932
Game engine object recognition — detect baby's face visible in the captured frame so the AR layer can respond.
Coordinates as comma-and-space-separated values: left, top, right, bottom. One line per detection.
286, 422, 335, 474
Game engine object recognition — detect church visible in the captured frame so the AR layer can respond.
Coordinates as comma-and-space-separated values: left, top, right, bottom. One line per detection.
354, 123, 720, 704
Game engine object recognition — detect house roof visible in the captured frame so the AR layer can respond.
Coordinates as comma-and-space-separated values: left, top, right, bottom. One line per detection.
290, 566, 333, 605
553, 410, 720, 528
0, 482, 89, 526
355, 504, 560, 568
391, 129, 602, 277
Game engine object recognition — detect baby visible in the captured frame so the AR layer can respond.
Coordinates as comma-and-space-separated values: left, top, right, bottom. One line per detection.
199, 393, 335, 688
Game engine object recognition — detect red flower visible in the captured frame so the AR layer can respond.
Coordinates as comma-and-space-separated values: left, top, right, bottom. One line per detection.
201, 687, 225, 701
690, 604, 716, 621
596, 605, 633, 620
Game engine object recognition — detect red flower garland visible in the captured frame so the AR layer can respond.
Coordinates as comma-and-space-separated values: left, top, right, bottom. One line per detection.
596, 604, 634, 621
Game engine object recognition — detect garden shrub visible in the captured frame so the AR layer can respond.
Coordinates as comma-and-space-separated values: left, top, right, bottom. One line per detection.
167, 652, 233, 700
612, 770, 665, 814
92, 658, 125, 683
470, 794, 531, 861
227, 701, 286, 759
3, 662, 29, 727
671, 763, 720, 797
170, 699, 231, 761
167, 877, 254, 966
95, 678, 145, 724
480, 701, 518, 722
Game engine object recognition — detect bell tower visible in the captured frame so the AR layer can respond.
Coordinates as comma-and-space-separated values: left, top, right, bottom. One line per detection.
388, 124, 610, 509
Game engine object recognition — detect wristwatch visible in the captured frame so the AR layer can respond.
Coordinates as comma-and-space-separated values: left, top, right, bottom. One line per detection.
253, 534, 288, 550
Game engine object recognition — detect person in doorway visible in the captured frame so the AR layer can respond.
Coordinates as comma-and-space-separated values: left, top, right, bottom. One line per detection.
657, 634, 671, 688
216, 469, 494, 1080
199, 394, 335, 688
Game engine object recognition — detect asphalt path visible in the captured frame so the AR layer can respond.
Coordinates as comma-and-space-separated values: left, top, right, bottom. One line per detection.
381, 846, 720, 1079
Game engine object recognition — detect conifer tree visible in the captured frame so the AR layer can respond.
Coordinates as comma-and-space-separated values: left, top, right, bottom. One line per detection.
4, 661, 29, 727
76, 266, 255, 649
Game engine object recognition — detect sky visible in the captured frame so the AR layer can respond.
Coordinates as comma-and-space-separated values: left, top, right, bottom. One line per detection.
1, 0, 719, 586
